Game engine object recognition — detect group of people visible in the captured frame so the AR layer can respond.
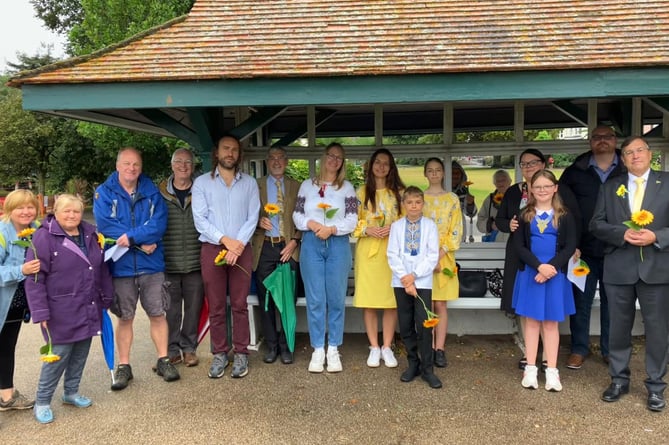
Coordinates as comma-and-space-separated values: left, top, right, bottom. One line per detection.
1, 126, 667, 428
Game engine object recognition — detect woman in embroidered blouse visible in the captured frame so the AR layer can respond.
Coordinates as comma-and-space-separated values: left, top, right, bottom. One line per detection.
293, 143, 358, 374
0, 190, 41, 413
422, 158, 463, 368
352, 148, 404, 369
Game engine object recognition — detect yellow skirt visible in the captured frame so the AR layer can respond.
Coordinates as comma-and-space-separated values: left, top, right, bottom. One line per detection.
352, 237, 396, 308
432, 253, 459, 301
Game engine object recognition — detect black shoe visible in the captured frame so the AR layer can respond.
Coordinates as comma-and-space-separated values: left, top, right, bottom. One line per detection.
601, 383, 629, 402
155, 357, 181, 382
400, 365, 420, 383
648, 392, 666, 412
280, 350, 293, 364
111, 364, 133, 391
263, 347, 278, 364
434, 349, 447, 368
421, 372, 443, 389
541, 360, 548, 373
518, 357, 527, 370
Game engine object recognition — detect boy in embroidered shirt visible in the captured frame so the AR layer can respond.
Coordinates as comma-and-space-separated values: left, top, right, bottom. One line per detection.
387, 186, 441, 388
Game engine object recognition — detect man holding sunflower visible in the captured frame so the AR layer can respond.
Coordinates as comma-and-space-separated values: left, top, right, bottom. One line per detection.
251, 147, 302, 365
591, 136, 669, 412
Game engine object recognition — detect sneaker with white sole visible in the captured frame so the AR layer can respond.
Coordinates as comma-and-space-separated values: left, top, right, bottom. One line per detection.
381, 347, 398, 368
367, 347, 381, 367
326, 347, 342, 373
308, 349, 325, 373
545, 367, 563, 392
521, 364, 539, 389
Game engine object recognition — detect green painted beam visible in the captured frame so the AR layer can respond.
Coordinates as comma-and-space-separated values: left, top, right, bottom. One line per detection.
229, 106, 287, 142
551, 100, 587, 127
19, 68, 669, 111
135, 109, 200, 148
272, 109, 337, 147
647, 97, 669, 115
187, 108, 215, 169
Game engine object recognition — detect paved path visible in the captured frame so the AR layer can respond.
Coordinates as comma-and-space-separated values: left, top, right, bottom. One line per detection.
3, 312, 666, 444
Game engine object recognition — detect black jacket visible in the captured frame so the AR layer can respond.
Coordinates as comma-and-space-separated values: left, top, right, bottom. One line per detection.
559, 150, 627, 258
513, 211, 578, 274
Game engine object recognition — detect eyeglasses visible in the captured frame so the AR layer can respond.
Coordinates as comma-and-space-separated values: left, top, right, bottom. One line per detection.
268, 156, 287, 162
622, 147, 650, 157
532, 184, 556, 191
591, 134, 616, 141
326, 153, 344, 162
519, 159, 543, 169
172, 159, 193, 166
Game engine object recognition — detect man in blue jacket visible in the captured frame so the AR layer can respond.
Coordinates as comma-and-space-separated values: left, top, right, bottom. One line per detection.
94, 147, 179, 390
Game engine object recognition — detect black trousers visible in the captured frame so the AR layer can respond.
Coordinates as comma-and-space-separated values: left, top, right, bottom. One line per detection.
0, 308, 24, 390
394, 287, 434, 373
254, 241, 298, 351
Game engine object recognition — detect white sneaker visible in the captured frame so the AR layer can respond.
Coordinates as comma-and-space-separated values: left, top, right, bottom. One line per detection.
308, 349, 325, 373
381, 347, 398, 368
521, 365, 539, 389
545, 367, 563, 392
326, 346, 343, 373
367, 347, 381, 367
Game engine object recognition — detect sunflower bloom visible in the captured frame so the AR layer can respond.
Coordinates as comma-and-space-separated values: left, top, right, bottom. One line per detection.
17, 227, 36, 238
616, 184, 628, 197
415, 292, 440, 328
41, 353, 61, 363
423, 318, 440, 328
264, 203, 280, 216
214, 249, 228, 265
317, 202, 332, 210
492, 193, 504, 205
573, 266, 590, 277
631, 210, 654, 227
39, 326, 61, 363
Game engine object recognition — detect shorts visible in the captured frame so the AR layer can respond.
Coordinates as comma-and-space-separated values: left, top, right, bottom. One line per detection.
111, 272, 170, 320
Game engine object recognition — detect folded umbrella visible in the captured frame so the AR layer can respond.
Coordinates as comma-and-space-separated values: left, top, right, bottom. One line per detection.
262, 262, 297, 353
197, 298, 210, 345
101, 310, 115, 384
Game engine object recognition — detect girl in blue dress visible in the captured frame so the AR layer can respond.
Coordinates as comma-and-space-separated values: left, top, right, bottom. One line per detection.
512, 170, 577, 392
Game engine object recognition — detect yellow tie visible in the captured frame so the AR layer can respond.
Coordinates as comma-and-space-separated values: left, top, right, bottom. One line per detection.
275, 179, 285, 237
632, 177, 645, 213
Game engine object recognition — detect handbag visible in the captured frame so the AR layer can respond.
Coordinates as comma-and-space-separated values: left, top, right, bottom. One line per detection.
486, 269, 504, 298
458, 268, 488, 298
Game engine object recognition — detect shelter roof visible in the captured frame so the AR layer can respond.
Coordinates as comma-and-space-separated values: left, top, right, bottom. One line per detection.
10, 0, 669, 86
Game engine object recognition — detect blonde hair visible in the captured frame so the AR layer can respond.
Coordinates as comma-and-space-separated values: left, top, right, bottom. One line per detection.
1, 190, 39, 223
53, 194, 84, 214
315, 142, 347, 189
522, 170, 566, 228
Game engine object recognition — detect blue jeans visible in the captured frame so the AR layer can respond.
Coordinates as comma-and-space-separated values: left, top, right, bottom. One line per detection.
36, 338, 92, 405
569, 256, 609, 357
300, 232, 352, 348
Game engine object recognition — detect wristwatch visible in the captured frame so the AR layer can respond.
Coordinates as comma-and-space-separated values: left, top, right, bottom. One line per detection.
291, 237, 301, 244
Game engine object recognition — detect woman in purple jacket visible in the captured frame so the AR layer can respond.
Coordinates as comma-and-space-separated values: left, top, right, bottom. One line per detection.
25, 194, 113, 424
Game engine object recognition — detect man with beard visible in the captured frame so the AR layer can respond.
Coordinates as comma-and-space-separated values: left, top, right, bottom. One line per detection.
192, 135, 260, 379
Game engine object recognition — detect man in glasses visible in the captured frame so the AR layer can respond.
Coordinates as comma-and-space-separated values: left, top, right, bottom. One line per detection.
159, 148, 204, 368
560, 125, 626, 371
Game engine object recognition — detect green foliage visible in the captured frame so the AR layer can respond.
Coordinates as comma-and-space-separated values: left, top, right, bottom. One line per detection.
284, 159, 364, 189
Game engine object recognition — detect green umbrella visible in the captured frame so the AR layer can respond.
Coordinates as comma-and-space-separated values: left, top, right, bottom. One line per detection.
262, 262, 297, 353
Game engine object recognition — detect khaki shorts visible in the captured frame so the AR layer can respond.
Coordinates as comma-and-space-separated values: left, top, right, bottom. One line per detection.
111, 272, 170, 320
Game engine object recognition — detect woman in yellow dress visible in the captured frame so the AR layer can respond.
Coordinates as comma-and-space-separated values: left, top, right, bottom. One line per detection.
353, 148, 404, 368
423, 158, 463, 368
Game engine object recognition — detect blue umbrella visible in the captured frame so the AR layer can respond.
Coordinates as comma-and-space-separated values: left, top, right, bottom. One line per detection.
101, 310, 115, 384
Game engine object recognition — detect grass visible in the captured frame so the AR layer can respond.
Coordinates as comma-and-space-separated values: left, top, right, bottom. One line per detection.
398, 165, 565, 207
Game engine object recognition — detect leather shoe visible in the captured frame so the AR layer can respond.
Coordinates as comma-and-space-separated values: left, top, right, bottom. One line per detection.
183, 352, 199, 367
566, 353, 585, 370
263, 348, 278, 364
400, 365, 420, 383
421, 372, 443, 389
280, 350, 293, 364
601, 383, 629, 402
647, 392, 666, 412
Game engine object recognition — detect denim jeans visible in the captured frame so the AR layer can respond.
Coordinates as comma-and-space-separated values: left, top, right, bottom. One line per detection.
35, 338, 92, 405
166, 271, 204, 356
300, 231, 352, 348
569, 255, 609, 357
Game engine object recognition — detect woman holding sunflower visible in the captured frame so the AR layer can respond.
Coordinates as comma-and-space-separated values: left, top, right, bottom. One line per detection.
477, 170, 512, 243
0, 190, 41, 416
352, 148, 404, 369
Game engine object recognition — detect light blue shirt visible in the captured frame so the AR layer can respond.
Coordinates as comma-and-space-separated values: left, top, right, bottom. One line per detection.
192, 169, 260, 245
266, 176, 283, 237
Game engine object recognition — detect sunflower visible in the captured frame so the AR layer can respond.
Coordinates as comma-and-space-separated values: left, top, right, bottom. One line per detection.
317, 202, 332, 210
423, 318, 440, 328
616, 184, 628, 197
631, 209, 654, 227
97, 233, 105, 249
573, 266, 590, 277
264, 203, 280, 216
463, 181, 474, 187
17, 227, 36, 238
492, 193, 504, 205
214, 249, 228, 265
40, 353, 61, 363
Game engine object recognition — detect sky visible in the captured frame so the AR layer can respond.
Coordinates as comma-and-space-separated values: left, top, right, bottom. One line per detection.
0, 1, 66, 73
